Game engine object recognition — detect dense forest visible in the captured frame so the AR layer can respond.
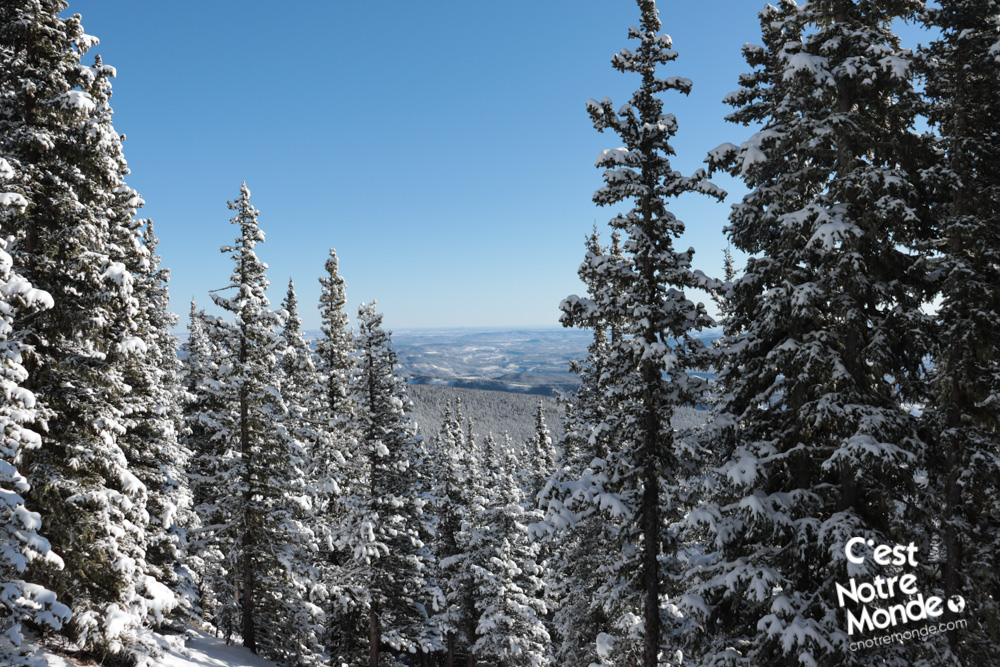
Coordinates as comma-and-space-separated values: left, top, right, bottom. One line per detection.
1, 0, 999, 666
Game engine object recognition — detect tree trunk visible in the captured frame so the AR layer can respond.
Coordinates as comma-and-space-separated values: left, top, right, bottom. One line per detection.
369, 599, 380, 667
642, 351, 662, 667
942, 344, 965, 649
642, 457, 660, 667
241, 529, 255, 653
239, 331, 256, 653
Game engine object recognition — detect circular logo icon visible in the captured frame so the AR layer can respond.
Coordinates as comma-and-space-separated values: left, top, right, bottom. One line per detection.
947, 596, 966, 614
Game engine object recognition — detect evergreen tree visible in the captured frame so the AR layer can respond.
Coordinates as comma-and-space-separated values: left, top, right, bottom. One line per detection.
537, 231, 618, 667
434, 401, 480, 666
309, 251, 356, 660
193, 183, 312, 661
532, 227, 640, 665
469, 437, 550, 667
407, 407, 447, 665
274, 278, 327, 666
524, 400, 554, 501
0, 2, 169, 657
278, 279, 318, 418
919, 1, 1000, 660
0, 160, 71, 666
554, 1, 724, 663
116, 221, 194, 629
336, 302, 427, 667
180, 301, 220, 626
315, 249, 352, 423
682, 1, 934, 664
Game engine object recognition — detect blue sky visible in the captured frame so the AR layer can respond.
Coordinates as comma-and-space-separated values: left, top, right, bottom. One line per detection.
69, 1, 928, 330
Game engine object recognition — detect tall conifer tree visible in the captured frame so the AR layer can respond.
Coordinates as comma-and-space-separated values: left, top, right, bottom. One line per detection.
316, 249, 352, 423
0, 160, 71, 666
554, 1, 724, 663
469, 444, 550, 667
309, 251, 354, 659
112, 218, 195, 629
193, 184, 311, 660
275, 278, 327, 666
919, 1, 1000, 660
0, 2, 170, 657
336, 302, 427, 667
434, 401, 480, 666
682, 2, 934, 664
538, 230, 620, 666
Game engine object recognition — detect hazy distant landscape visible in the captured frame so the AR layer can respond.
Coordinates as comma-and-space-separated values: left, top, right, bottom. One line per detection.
394, 327, 714, 445
180, 326, 715, 442
393, 327, 592, 395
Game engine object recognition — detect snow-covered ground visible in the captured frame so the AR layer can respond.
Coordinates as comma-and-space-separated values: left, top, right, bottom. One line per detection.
36, 629, 277, 667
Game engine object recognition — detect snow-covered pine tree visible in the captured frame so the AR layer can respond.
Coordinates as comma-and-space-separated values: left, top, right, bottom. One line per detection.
299, 250, 359, 661
114, 220, 195, 629
405, 405, 446, 665
712, 244, 738, 337
433, 401, 480, 666
0, 159, 71, 667
180, 300, 217, 461
278, 278, 323, 436
537, 229, 620, 666
87, 49, 189, 652
519, 403, 554, 637
315, 249, 352, 425
918, 1, 1000, 660
0, 3, 172, 658
194, 183, 313, 661
274, 278, 327, 666
524, 400, 554, 501
551, 228, 625, 475
552, 1, 724, 663
682, 1, 934, 664
469, 436, 550, 667
336, 302, 427, 667
182, 300, 235, 638
308, 250, 356, 660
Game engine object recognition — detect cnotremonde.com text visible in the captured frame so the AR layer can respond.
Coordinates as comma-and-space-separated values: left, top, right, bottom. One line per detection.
849, 620, 969, 651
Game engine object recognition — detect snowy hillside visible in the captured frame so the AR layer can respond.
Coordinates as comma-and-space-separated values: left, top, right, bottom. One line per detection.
393, 327, 590, 395
37, 630, 276, 667
409, 384, 566, 445
408, 384, 710, 447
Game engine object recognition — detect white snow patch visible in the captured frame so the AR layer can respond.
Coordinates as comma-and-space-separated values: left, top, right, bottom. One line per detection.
708, 142, 738, 163
103, 604, 133, 638
120, 469, 147, 495
62, 90, 96, 113
782, 52, 831, 84
101, 261, 131, 286
119, 336, 148, 355
596, 632, 616, 661
36, 627, 278, 667
140, 575, 177, 624
0, 192, 27, 209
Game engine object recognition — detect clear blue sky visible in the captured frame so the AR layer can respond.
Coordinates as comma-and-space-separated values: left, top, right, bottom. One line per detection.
68, 1, 928, 331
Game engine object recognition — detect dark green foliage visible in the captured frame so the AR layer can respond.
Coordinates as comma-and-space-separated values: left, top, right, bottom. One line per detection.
918, 1, 1000, 661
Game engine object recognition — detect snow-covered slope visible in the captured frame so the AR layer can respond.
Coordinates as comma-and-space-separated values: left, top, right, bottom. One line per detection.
37, 629, 277, 667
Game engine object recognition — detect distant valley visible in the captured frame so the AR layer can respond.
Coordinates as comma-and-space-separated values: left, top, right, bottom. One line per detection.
392, 327, 716, 445
392, 327, 592, 396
